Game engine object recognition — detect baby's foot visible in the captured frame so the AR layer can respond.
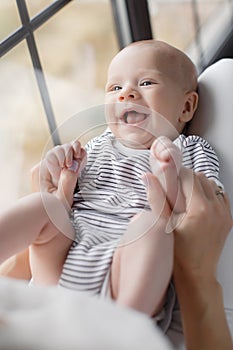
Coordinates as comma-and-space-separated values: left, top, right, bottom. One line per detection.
149, 136, 185, 213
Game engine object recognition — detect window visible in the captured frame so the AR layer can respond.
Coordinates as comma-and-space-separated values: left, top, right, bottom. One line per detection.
0, 1, 21, 41
0, 0, 118, 208
148, 0, 233, 73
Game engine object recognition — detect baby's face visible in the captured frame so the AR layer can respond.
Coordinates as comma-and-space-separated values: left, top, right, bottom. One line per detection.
105, 45, 188, 149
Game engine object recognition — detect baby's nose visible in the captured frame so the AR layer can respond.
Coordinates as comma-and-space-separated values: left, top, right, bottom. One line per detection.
118, 87, 139, 101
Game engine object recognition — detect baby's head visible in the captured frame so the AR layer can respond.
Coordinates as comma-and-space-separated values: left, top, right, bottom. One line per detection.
105, 39, 198, 149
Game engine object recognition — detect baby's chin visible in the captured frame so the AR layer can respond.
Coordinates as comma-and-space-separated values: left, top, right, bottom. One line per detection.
122, 130, 179, 149
108, 124, 159, 149
118, 134, 156, 150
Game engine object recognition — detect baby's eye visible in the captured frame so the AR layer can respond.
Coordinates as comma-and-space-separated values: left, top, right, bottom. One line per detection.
140, 81, 154, 86
105, 84, 122, 92
113, 85, 122, 91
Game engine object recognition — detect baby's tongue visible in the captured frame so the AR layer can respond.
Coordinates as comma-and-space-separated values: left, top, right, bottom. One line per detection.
126, 111, 145, 124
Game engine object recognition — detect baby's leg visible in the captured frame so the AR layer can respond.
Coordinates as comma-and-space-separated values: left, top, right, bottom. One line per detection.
150, 136, 185, 213
111, 170, 174, 317
0, 192, 74, 284
110, 137, 185, 317
111, 137, 187, 316
111, 210, 174, 317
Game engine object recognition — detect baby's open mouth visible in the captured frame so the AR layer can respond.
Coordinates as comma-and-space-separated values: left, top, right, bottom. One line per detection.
122, 111, 148, 124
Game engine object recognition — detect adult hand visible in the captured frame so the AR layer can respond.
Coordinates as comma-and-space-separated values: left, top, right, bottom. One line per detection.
145, 168, 233, 350
173, 169, 233, 350
173, 168, 232, 279
146, 167, 232, 278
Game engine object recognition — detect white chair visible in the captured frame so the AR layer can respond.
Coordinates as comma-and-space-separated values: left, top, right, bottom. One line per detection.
167, 58, 233, 349
188, 58, 233, 334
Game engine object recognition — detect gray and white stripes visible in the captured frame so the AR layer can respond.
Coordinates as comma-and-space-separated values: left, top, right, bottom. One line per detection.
59, 130, 220, 293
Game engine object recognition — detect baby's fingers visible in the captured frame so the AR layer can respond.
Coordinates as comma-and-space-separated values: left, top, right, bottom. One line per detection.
45, 144, 73, 182
47, 143, 78, 169
69, 141, 87, 174
63, 143, 77, 168
71, 140, 82, 159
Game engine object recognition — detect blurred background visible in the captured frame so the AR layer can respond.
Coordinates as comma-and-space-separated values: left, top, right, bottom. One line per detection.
0, 0, 232, 208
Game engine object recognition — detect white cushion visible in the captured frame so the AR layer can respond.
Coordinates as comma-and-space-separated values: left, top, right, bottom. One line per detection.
188, 59, 233, 333
0, 277, 173, 350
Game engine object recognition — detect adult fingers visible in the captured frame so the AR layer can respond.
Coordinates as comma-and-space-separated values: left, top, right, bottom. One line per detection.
164, 166, 194, 232
195, 173, 233, 233
195, 172, 223, 201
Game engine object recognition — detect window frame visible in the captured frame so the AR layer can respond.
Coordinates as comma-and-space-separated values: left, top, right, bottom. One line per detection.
0, 0, 73, 145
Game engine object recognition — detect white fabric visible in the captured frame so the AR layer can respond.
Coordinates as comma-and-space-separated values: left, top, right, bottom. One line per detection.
0, 277, 173, 350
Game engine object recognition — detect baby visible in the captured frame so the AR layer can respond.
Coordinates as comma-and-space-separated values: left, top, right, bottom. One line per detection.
0, 40, 220, 327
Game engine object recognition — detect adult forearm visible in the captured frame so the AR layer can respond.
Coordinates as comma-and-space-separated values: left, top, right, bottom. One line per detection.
174, 268, 233, 350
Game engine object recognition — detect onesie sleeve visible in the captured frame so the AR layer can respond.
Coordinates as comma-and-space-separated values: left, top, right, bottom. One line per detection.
175, 134, 223, 188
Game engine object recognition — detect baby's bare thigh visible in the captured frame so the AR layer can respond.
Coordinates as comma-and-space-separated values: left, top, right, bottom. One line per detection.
29, 193, 74, 285
111, 210, 174, 300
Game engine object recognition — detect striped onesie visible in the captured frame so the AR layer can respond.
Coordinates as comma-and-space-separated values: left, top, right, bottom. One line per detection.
59, 129, 220, 294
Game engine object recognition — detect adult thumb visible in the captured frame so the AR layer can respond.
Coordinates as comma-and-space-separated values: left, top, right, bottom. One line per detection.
142, 173, 174, 233
142, 173, 170, 217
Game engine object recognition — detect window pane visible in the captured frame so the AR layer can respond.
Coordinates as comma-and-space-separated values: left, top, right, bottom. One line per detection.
0, 0, 118, 206
0, 0, 21, 41
148, 1, 195, 50
148, 0, 233, 71
189, 0, 233, 69
0, 41, 50, 208
27, 0, 54, 17
34, 0, 118, 139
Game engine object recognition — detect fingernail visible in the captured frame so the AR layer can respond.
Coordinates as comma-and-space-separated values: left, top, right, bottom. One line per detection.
68, 160, 79, 172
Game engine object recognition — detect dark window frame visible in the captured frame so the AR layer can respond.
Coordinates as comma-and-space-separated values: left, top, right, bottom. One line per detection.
0, 0, 73, 145
110, 0, 152, 49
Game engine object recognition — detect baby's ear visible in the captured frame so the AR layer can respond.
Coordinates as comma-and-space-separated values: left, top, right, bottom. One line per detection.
180, 91, 199, 122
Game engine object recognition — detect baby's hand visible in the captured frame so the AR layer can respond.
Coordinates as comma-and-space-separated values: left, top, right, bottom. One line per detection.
45, 140, 87, 188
